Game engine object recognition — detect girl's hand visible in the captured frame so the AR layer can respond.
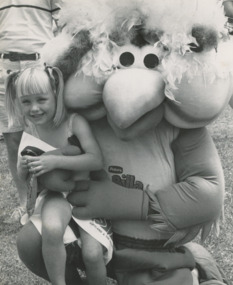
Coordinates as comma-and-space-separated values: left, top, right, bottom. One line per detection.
18, 156, 29, 170
26, 155, 57, 177
17, 156, 30, 179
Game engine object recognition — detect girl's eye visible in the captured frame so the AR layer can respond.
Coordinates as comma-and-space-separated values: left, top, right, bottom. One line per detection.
38, 98, 47, 102
21, 100, 30, 104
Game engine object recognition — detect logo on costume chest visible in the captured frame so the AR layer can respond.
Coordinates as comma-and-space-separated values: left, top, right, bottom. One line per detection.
108, 166, 123, 174
108, 166, 144, 190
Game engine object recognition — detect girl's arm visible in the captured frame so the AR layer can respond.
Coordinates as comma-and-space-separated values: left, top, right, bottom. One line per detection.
53, 114, 103, 171
69, 114, 103, 171
27, 115, 103, 176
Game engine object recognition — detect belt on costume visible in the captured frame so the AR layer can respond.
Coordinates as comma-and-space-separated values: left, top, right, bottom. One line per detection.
113, 233, 168, 250
0, 52, 40, 62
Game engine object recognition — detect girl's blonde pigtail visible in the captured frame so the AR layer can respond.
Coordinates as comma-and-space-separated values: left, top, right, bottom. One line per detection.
51, 67, 66, 126
4, 71, 21, 129
44, 65, 66, 126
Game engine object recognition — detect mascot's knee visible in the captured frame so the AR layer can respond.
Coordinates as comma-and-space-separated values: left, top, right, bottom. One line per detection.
17, 223, 34, 261
17, 222, 42, 263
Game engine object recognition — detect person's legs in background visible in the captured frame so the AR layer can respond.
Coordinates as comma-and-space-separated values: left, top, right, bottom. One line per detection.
1, 59, 40, 224
3, 130, 27, 224
0, 65, 8, 140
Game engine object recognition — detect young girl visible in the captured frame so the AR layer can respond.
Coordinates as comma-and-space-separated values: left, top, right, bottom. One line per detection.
5, 66, 111, 285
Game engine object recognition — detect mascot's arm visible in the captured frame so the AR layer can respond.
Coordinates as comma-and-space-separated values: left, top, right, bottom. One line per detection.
147, 127, 225, 245
68, 128, 224, 245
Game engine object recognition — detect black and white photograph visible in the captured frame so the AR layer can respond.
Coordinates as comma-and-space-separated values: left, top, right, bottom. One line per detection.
0, 0, 233, 284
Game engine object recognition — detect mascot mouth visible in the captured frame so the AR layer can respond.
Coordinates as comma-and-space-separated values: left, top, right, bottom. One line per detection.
103, 68, 165, 129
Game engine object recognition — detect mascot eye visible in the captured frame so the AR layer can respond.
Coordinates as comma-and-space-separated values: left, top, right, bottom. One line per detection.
144, 54, 159, 69
119, 52, 135, 67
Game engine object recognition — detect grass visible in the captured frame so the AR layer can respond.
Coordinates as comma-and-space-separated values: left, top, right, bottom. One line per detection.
0, 106, 233, 284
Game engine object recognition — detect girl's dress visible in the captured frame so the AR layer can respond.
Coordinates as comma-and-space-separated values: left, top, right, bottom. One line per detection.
18, 113, 113, 264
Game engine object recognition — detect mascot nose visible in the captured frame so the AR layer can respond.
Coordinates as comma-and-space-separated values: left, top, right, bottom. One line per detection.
103, 68, 165, 129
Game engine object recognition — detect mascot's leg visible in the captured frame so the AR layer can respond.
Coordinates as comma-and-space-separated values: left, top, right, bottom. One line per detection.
116, 268, 193, 285
113, 243, 195, 285
17, 221, 85, 285
185, 243, 229, 285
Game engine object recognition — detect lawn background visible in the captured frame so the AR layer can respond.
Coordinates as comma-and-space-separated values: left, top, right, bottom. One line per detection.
0, 106, 233, 284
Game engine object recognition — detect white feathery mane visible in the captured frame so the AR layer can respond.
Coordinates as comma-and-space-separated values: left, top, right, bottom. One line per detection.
43, 0, 233, 90
58, 0, 226, 37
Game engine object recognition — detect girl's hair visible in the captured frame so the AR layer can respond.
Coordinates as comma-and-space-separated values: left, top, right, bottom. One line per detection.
5, 65, 66, 128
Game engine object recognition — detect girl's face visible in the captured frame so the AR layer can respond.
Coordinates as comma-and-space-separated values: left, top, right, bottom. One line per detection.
19, 91, 56, 126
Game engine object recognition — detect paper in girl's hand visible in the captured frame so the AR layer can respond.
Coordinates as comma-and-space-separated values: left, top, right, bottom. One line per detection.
21, 146, 45, 157
18, 132, 56, 156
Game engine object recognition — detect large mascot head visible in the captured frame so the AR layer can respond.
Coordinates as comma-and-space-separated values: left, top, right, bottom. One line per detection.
42, 0, 233, 134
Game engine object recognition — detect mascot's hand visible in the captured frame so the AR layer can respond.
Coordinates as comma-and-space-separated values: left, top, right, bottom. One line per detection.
67, 171, 149, 220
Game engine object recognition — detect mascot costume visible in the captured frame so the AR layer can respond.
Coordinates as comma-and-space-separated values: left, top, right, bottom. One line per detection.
16, 0, 233, 284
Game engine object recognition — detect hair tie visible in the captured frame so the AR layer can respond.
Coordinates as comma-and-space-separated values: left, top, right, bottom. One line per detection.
6, 71, 20, 99
44, 63, 58, 92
